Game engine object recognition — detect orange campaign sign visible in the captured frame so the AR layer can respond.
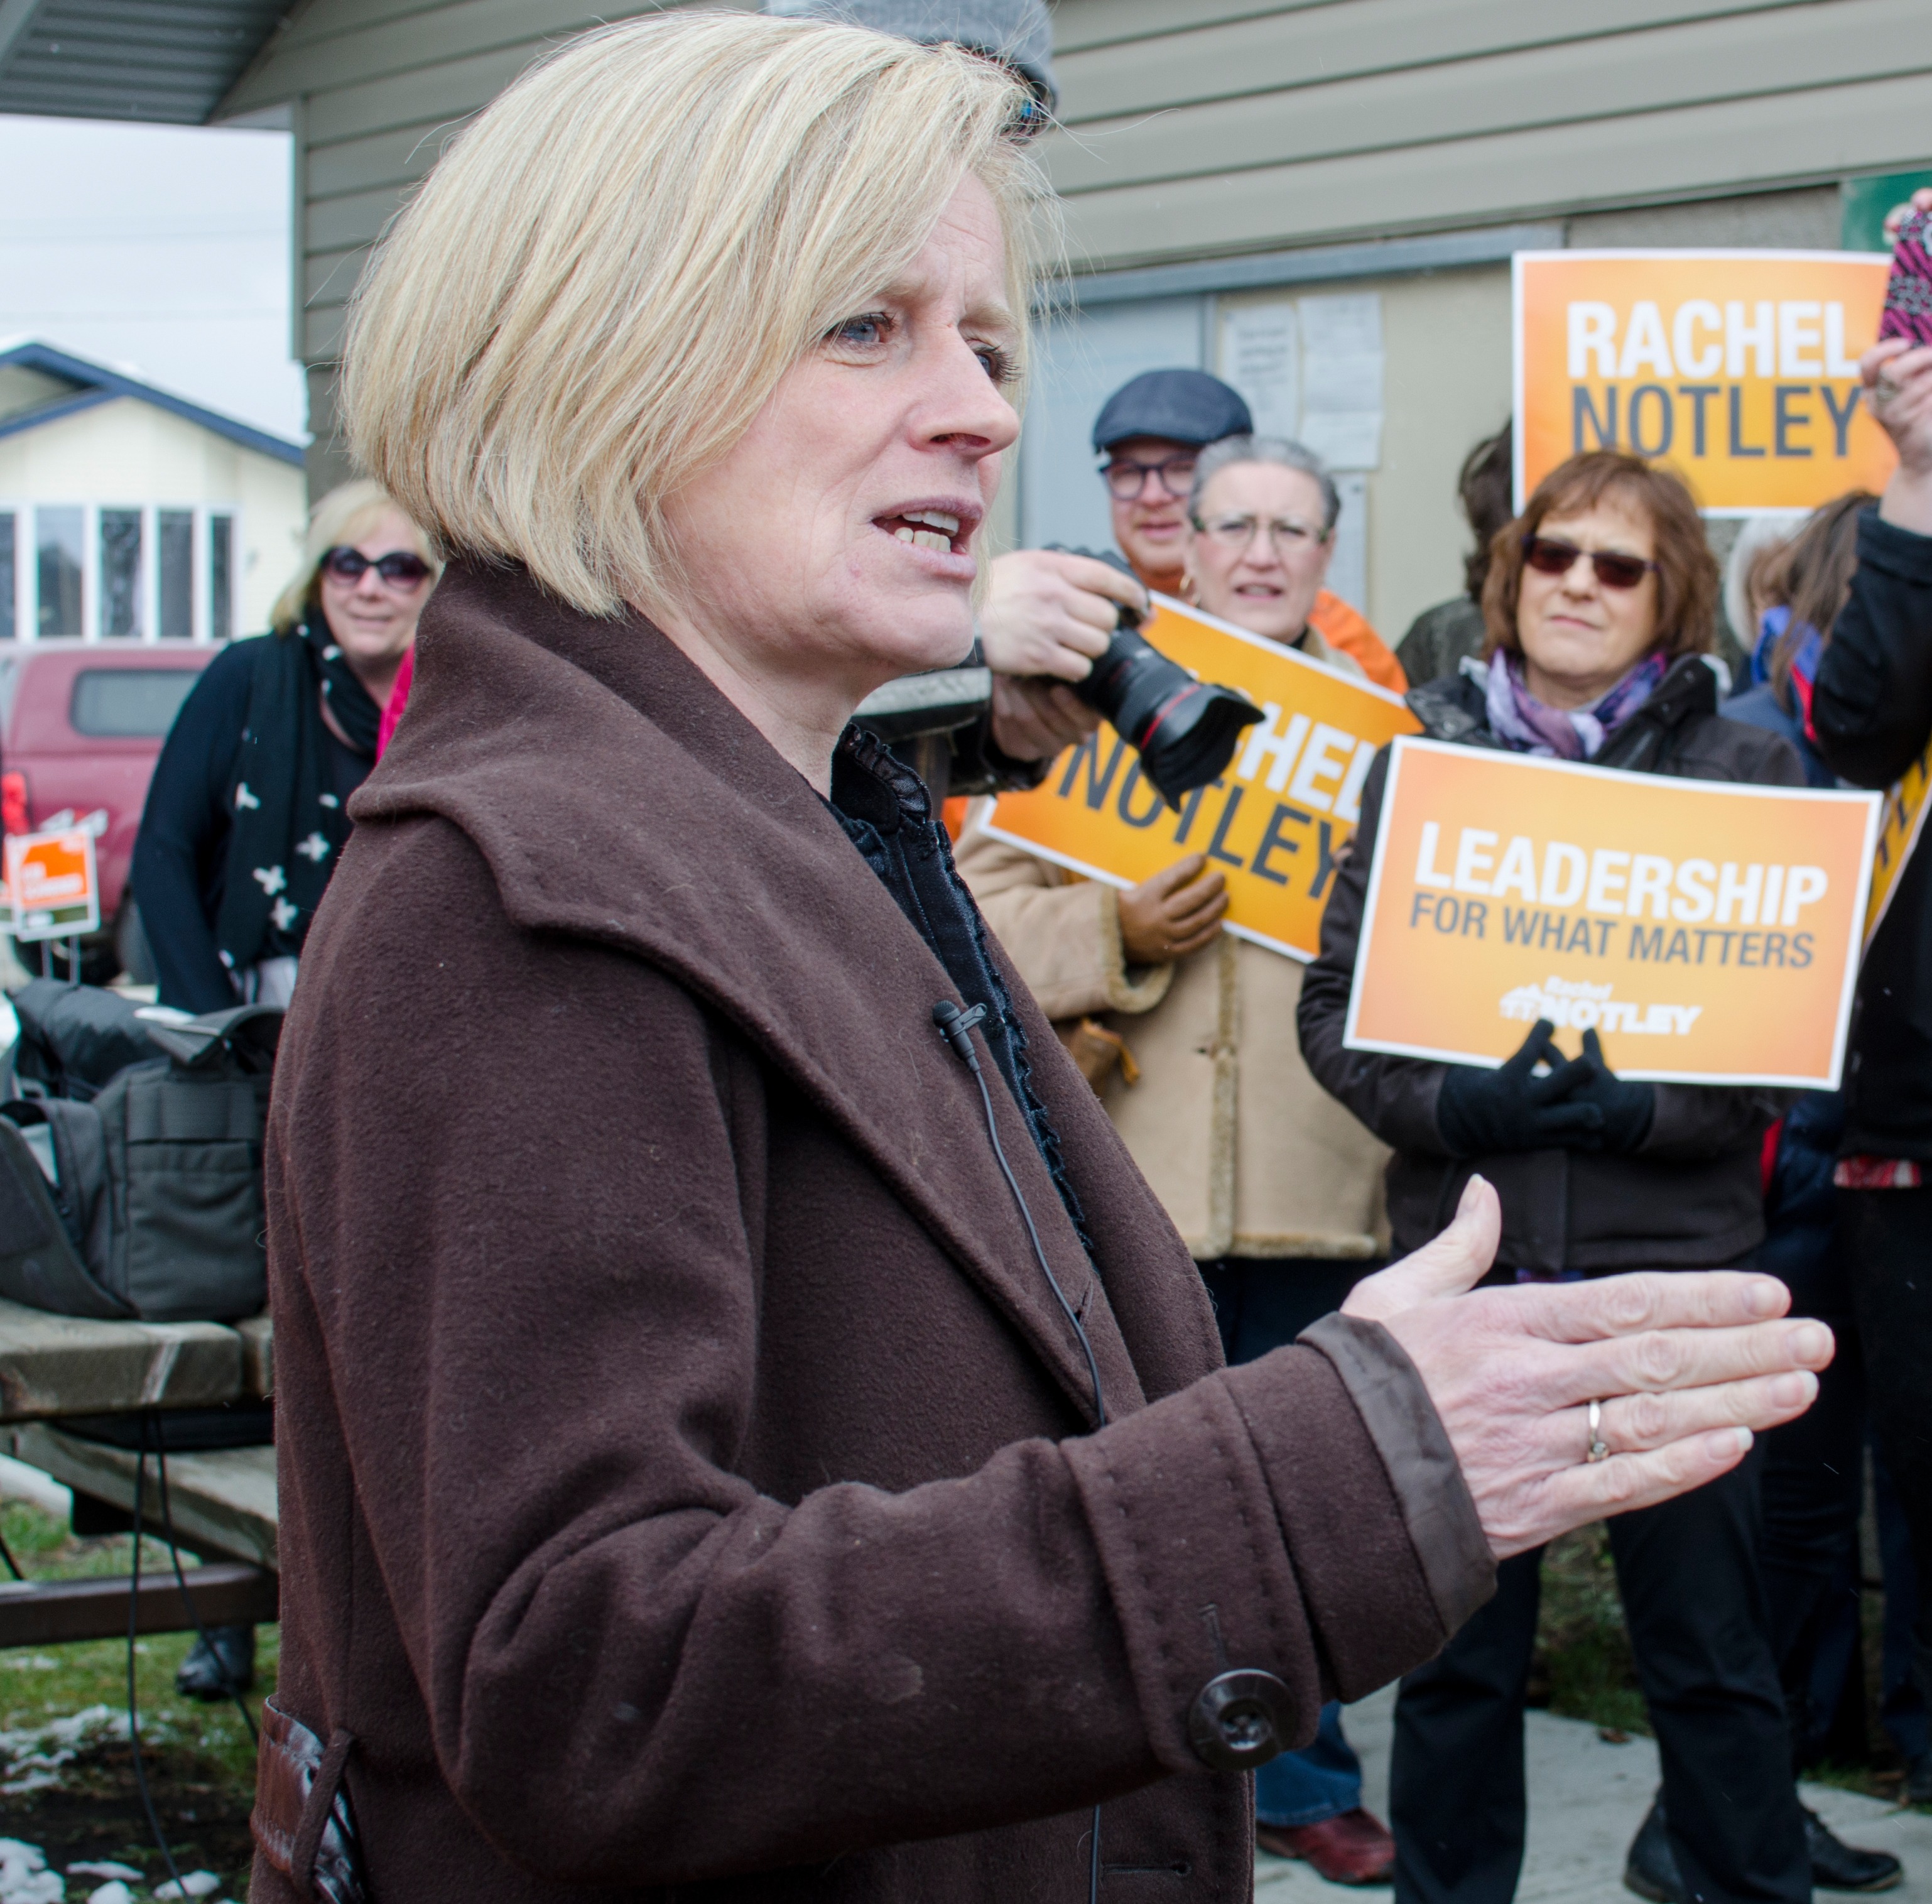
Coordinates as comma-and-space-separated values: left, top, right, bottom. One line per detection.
978, 595, 1420, 962
2, 826, 100, 942
1343, 738, 1880, 1089
1514, 251, 1897, 513
1863, 737, 1932, 954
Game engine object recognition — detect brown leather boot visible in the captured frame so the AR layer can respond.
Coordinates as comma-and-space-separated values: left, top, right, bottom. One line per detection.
1257, 1808, 1397, 1885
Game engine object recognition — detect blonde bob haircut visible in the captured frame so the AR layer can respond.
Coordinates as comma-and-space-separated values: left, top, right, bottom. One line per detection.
343, 11, 1056, 619
268, 478, 442, 634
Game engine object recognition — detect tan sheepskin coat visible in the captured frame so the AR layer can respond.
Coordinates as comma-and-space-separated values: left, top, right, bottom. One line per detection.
957, 631, 1392, 1262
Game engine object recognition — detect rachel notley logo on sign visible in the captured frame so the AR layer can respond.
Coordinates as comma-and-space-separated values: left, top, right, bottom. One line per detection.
1501, 975, 1702, 1037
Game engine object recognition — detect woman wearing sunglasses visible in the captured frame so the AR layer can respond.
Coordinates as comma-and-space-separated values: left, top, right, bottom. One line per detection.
1299, 450, 1825, 1904
129, 478, 437, 1707
134, 478, 440, 1021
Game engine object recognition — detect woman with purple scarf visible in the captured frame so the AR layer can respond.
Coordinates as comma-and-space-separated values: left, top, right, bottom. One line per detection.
1298, 451, 1867, 1904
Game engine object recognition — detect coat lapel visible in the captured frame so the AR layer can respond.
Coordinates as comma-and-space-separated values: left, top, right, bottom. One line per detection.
355, 563, 1155, 1425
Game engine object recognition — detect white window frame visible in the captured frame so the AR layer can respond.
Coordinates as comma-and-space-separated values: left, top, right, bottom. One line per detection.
203, 505, 239, 643
17, 501, 93, 641
0, 507, 23, 642
0, 502, 239, 643
152, 504, 203, 643
95, 503, 148, 641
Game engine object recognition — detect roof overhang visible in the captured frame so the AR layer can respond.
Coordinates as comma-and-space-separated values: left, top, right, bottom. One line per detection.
0, 339, 305, 463
0, 0, 294, 125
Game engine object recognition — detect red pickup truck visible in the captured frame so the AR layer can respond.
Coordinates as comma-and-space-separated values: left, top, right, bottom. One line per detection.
0, 641, 215, 982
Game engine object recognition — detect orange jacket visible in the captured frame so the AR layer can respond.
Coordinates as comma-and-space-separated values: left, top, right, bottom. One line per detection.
1307, 590, 1406, 694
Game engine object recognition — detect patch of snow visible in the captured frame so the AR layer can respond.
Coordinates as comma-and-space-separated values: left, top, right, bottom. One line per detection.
0, 1836, 65, 1903
151, 1878, 219, 1901
62, 1869, 139, 1885
84, 1885, 131, 1904
0, 1455, 69, 1516
0, 1705, 131, 1797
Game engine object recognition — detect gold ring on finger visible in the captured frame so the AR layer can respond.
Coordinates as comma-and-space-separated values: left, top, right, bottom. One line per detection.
1586, 1396, 1610, 1464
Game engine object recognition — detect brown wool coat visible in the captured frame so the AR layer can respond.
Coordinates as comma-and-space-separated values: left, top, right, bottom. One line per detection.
251, 562, 1492, 1904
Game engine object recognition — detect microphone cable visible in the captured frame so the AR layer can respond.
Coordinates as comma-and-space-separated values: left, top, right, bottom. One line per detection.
932, 999, 1107, 1904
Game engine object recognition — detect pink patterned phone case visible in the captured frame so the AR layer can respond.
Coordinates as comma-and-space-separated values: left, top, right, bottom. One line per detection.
1880, 206, 1932, 347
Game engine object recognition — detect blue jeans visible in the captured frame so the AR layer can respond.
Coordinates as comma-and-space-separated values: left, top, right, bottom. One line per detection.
1256, 1701, 1364, 1827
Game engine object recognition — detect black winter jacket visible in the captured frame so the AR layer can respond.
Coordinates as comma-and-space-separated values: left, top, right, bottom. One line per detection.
1810, 508, 1932, 1158
1298, 655, 1803, 1273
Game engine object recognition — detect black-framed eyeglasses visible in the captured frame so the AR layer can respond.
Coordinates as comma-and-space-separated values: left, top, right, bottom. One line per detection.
1521, 535, 1658, 591
1102, 454, 1197, 501
320, 545, 432, 589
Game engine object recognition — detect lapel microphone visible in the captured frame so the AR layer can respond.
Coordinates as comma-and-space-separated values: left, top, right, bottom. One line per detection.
930, 996, 1107, 1433
931, 999, 987, 1067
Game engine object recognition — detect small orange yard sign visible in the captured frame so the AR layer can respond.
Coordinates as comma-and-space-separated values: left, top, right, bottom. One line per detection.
2, 825, 99, 941
1515, 250, 1896, 513
978, 594, 1420, 962
1343, 738, 1880, 1089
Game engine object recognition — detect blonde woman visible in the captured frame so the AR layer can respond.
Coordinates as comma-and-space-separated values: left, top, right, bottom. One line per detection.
133, 480, 438, 1018
254, 17, 1828, 1902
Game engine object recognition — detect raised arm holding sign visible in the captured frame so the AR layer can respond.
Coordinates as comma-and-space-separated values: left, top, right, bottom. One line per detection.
1806, 220, 1932, 1778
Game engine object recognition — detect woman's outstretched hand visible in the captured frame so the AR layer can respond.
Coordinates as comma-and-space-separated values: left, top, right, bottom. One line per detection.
1343, 1177, 1830, 1559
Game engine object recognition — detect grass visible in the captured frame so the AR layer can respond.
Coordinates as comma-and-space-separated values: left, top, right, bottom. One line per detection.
0, 1497, 276, 1898
1529, 1523, 1652, 1739
1529, 1522, 1917, 1806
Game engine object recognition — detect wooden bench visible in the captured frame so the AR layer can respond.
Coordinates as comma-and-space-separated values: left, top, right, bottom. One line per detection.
0, 1299, 278, 1648
0, 1297, 272, 1422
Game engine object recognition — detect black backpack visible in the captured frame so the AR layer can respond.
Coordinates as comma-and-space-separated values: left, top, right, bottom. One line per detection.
0, 991, 281, 1324
6, 976, 171, 1101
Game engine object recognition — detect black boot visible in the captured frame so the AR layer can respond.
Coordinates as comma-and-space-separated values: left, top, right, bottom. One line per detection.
175, 1622, 256, 1702
1803, 1809, 1902, 1893
1904, 1752, 1932, 1807
1624, 1800, 1685, 1904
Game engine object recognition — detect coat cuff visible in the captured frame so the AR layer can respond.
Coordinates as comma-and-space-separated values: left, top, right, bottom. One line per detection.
1296, 1314, 1494, 1638
1065, 1337, 1482, 1776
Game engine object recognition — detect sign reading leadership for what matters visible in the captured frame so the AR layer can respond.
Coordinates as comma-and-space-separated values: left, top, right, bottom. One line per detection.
1514, 251, 1896, 513
979, 596, 1419, 962
1344, 739, 1881, 1089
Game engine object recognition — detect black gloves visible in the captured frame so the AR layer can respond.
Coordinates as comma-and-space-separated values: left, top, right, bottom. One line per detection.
1436, 1020, 1654, 1158
1569, 1028, 1657, 1154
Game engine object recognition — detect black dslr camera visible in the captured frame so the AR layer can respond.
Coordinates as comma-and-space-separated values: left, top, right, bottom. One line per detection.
1045, 547, 1262, 809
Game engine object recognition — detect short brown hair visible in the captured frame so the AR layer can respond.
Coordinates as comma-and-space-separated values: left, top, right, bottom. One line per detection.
1481, 450, 1718, 663
1458, 423, 1513, 599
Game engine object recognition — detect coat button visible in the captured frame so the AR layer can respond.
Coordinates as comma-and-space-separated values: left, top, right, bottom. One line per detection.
1186, 1668, 1292, 1771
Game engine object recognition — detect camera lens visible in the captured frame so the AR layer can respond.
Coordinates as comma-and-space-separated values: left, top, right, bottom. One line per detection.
1043, 550, 1262, 808
1073, 624, 1262, 808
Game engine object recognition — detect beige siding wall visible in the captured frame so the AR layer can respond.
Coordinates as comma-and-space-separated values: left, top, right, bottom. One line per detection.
1208, 264, 1514, 645
224, 0, 737, 487
221, 0, 1932, 513
1046, 0, 1932, 272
